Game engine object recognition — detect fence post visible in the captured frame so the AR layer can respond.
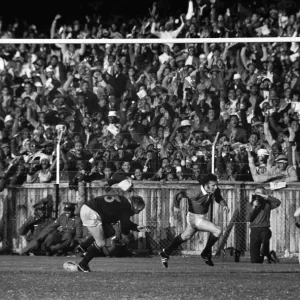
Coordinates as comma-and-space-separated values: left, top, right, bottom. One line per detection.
210, 132, 220, 222
77, 181, 86, 215
234, 183, 247, 255
0, 188, 9, 252
54, 184, 59, 218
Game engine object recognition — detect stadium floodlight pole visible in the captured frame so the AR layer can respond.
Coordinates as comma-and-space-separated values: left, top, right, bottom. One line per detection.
55, 126, 65, 218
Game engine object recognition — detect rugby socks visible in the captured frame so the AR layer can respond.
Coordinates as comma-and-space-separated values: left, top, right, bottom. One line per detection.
79, 242, 102, 267
164, 234, 184, 256
80, 236, 94, 251
202, 233, 219, 255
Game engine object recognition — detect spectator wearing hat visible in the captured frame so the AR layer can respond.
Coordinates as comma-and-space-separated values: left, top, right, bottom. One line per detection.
247, 147, 276, 182
209, 65, 224, 93
247, 186, 281, 264
38, 202, 83, 256
1, 115, 14, 139
178, 119, 192, 143
268, 154, 298, 183
230, 73, 245, 91
28, 154, 57, 183
175, 54, 187, 69
19, 196, 54, 255
107, 110, 121, 127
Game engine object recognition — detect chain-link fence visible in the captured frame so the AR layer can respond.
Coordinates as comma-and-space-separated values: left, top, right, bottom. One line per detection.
0, 182, 299, 258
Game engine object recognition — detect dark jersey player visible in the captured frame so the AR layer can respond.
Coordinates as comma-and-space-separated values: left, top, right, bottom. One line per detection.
160, 173, 229, 267
77, 194, 145, 272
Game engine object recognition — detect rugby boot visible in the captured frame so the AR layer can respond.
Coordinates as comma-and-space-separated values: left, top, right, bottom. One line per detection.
159, 249, 170, 268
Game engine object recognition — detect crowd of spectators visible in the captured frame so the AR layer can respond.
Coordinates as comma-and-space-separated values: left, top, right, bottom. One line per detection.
0, 1, 300, 189
0, 38, 300, 188
0, 0, 300, 39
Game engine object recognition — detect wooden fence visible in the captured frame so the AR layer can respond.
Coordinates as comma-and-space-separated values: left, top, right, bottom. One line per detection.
0, 181, 299, 256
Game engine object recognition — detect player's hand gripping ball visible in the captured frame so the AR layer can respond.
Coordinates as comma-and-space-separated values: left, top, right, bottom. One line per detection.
63, 261, 78, 272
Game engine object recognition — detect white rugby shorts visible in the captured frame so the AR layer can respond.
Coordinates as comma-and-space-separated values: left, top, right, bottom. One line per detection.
80, 204, 103, 227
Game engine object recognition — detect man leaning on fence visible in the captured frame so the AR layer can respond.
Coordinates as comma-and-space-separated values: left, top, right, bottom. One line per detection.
246, 186, 281, 264
19, 196, 54, 256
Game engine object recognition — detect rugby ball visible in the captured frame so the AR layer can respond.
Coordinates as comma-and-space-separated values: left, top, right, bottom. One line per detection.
63, 261, 78, 272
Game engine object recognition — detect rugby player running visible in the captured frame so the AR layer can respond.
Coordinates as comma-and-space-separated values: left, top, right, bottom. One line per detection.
160, 173, 229, 267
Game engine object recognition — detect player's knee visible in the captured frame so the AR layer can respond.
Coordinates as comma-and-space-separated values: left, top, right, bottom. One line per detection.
214, 226, 222, 238
181, 232, 193, 240
94, 240, 106, 249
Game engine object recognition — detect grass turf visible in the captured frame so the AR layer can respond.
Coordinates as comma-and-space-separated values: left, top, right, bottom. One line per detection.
0, 255, 299, 300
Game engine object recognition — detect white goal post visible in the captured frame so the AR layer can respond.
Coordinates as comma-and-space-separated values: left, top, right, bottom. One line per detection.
0, 37, 300, 44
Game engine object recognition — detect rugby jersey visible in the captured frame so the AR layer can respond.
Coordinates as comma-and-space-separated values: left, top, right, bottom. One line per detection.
86, 195, 138, 235
174, 185, 224, 215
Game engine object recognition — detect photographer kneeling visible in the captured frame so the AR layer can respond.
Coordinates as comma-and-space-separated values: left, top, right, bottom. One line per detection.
246, 186, 281, 263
